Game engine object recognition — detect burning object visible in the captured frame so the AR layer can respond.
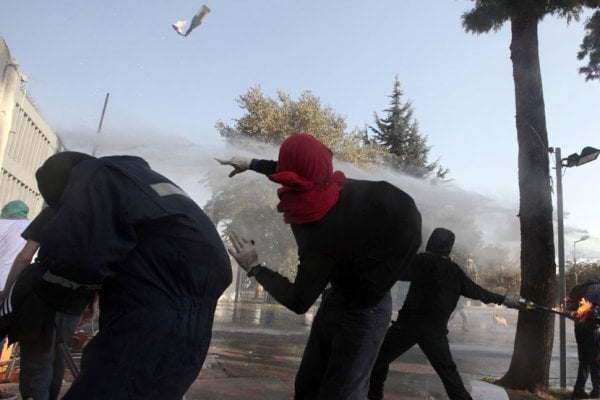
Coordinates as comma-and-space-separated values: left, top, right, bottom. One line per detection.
576, 298, 594, 323
520, 298, 576, 320
172, 4, 211, 37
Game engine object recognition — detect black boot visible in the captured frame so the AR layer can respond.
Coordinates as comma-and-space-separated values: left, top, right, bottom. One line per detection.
573, 389, 590, 399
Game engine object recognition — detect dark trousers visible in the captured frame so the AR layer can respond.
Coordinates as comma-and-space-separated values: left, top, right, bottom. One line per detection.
62, 299, 217, 400
368, 319, 473, 400
19, 312, 80, 400
294, 289, 392, 400
573, 322, 600, 395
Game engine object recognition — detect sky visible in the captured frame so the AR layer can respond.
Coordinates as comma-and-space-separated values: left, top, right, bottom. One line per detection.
0, 0, 599, 259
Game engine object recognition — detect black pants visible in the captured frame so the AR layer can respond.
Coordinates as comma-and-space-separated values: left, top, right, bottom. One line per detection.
294, 290, 392, 400
19, 312, 80, 400
573, 322, 600, 395
62, 299, 217, 400
368, 319, 473, 400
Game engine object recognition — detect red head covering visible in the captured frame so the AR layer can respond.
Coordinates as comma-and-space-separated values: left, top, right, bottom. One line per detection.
269, 133, 346, 224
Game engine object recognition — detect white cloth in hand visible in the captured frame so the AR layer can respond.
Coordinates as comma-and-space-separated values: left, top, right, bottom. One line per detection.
215, 157, 252, 178
227, 231, 259, 271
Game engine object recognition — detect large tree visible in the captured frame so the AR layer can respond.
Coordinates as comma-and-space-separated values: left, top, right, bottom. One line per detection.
370, 76, 448, 179
462, 0, 600, 394
216, 86, 387, 166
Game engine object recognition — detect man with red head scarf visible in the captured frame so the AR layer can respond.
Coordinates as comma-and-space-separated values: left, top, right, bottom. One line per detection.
219, 133, 422, 400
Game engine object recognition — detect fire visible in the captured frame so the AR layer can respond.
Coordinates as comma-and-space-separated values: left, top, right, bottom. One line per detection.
172, 20, 187, 35
576, 298, 593, 321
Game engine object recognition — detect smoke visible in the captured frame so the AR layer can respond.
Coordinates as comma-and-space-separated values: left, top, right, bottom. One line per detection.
56, 129, 522, 266
335, 159, 521, 263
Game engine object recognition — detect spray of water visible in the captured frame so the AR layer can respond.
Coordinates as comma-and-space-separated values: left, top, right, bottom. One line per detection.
57, 129, 522, 268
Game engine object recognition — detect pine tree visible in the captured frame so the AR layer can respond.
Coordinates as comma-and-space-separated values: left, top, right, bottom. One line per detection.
370, 76, 447, 179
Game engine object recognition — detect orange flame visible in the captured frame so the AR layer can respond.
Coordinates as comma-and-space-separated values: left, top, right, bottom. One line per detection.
576, 298, 593, 322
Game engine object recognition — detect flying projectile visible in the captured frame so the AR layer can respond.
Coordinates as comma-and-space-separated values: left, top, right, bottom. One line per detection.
172, 4, 211, 37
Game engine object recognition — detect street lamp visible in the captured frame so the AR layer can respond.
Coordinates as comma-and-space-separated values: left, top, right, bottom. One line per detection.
573, 234, 590, 285
551, 146, 600, 388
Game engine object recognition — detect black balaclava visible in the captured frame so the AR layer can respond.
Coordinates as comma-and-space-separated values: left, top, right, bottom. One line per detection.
36, 151, 94, 208
425, 227, 455, 257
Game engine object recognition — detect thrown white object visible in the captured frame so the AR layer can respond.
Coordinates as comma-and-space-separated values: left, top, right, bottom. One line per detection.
172, 4, 211, 37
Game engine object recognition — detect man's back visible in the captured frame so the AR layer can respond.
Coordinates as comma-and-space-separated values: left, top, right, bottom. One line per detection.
292, 179, 422, 308
39, 155, 232, 307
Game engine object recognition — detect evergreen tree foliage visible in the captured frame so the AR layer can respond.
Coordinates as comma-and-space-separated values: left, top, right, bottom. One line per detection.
578, 9, 600, 81
370, 76, 448, 179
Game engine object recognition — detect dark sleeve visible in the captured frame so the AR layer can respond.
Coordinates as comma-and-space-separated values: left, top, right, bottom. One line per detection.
21, 207, 55, 242
254, 250, 333, 314
400, 253, 435, 282
456, 262, 504, 305
40, 165, 137, 284
249, 159, 277, 176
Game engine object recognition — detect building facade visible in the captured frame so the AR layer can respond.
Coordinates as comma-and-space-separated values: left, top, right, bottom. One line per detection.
0, 37, 62, 216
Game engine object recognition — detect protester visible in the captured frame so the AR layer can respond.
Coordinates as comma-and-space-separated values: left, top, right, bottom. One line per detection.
0, 199, 31, 399
0, 206, 85, 400
219, 132, 422, 400
0, 200, 30, 290
29, 151, 232, 400
566, 278, 600, 399
368, 227, 521, 400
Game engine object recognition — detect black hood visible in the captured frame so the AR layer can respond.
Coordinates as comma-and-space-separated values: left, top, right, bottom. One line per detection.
425, 227, 455, 257
36, 151, 94, 208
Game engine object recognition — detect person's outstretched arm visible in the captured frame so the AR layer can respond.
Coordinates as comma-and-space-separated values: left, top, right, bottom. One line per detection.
216, 157, 277, 177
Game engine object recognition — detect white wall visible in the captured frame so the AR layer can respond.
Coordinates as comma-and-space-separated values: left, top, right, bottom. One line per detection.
0, 37, 61, 217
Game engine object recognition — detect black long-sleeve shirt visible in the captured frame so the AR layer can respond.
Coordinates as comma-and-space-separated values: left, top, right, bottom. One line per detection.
398, 252, 504, 327
248, 159, 422, 313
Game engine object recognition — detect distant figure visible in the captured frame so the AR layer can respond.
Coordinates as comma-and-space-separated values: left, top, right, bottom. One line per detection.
368, 228, 520, 400
0, 200, 29, 290
0, 206, 84, 400
450, 296, 469, 332
466, 257, 478, 284
566, 279, 600, 400
219, 133, 422, 400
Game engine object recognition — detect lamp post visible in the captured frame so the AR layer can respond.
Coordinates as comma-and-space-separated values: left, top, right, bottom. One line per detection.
552, 146, 599, 389
573, 235, 590, 285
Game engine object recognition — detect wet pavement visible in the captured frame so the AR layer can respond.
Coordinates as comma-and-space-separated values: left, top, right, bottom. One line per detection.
0, 301, 586, 399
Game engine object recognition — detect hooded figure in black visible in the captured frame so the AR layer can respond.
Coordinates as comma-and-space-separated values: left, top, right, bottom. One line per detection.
33, 151, 232, 400
566, 278, 600, 399
368, 227, 518, 400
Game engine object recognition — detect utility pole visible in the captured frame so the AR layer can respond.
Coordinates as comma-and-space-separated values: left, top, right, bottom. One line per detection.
92, 93, 110, 156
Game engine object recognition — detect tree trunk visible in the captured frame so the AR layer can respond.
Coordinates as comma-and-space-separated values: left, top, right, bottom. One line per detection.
497, 9, 556, 394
